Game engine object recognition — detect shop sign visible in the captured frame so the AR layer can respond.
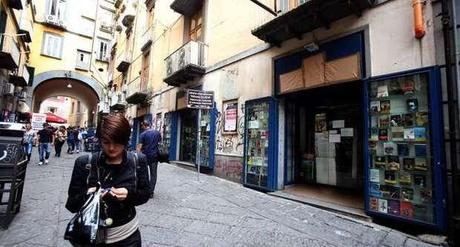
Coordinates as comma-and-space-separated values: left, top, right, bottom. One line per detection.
31, 113, 47, 130
186, 89, 214, 109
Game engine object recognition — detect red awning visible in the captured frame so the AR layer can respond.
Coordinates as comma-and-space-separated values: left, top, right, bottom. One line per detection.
46, 112, 67, 124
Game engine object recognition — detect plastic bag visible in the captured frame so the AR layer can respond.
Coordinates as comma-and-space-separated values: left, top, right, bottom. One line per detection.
64, 185, 106, 246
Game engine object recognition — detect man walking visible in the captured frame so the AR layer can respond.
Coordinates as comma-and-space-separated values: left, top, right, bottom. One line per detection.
37, 123, 54, 165
137, 121, 161, 198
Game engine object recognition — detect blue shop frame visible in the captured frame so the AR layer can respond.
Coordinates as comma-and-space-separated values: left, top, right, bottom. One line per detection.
243, 97, 278, 192
364, 66, 446, 231
169, 112, 178, 161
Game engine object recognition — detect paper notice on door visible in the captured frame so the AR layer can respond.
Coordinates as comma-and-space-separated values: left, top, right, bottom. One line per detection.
329, 134, 341, 143
340, 128, 354, 137
331, 120, 345, 129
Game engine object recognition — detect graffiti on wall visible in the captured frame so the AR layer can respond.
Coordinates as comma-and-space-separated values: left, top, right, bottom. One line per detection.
214, 155, 243, 182
215, 109, 245, 154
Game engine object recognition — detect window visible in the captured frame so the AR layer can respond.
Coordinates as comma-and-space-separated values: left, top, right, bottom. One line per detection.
42, 32, 63, 58
97, 39, 110, 61
189, 8, 202, 41
47, 107, 57, 113
47, 0, 66, 20
77, 101, 81, 113
141, 51, 150, 90
99, 8, 114, 32
76, 50, 91, 70
71, 102, 75, 114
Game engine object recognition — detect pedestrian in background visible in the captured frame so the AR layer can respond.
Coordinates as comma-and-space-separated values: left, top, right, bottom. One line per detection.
67, 127, 75, 154
137, 121, 161, 198
74, 127, 82, 153
23, 123, 35, 162
54, 126, 66, 157
37, 122, 54, 165
65, 114, 150, 246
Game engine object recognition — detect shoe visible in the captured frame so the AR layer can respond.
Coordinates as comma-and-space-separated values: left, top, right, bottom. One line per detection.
76, 150, 80, 153
38, 162, 43, 166
45, 159, 49, 165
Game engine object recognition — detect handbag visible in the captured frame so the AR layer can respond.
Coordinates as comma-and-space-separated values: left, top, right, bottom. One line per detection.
64, 153, 109, 246
64, 184, 106, 246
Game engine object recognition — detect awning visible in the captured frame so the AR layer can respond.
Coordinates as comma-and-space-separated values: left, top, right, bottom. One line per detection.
46, 112, 67, 124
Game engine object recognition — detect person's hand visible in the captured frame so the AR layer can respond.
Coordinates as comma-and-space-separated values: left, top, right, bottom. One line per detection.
109, 187, 128, 201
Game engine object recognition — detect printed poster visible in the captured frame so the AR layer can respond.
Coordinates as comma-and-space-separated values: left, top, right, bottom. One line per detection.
223, 101, 238, 133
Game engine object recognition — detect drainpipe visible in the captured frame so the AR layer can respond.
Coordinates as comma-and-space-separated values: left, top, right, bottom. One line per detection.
441, 0, 460, 245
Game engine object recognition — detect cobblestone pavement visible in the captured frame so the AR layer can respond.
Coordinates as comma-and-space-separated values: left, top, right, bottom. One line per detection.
0, 148, 441, 247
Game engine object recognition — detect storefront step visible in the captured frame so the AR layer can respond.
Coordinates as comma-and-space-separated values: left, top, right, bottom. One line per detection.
268, 190, 372, 222
170, 160, 196, 169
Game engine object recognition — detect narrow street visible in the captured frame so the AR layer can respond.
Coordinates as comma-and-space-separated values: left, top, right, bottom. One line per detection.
0, 148, 439, 247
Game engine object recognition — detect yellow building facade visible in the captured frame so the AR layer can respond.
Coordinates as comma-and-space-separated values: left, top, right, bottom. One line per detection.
28, 0, 116, 127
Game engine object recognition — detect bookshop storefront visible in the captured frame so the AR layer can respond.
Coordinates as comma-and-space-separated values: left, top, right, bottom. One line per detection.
242, 31, 446, 230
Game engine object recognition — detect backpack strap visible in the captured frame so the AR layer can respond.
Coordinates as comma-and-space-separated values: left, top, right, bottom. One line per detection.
131, 151, 138, 191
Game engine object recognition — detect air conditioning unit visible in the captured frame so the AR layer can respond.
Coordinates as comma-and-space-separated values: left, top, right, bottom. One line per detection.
45, 14, 57, 23
166, 58, 173, 76
3, 83, 15, 95
178, 48, 186, 69
58, 20, 66, 28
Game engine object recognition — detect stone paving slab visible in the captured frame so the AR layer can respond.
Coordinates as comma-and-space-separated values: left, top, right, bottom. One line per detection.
0, 149, 442, 247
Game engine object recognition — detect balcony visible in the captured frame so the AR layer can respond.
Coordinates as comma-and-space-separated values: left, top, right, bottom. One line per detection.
9, 64, 30, 87
44, 15, 67, 30
121, 0, 136, 27
163, 40, 205, 86
109, 91, 126, 110
100, 22, 114, 34
126, 76, 150, 104
141, 26, 153, 52
251, 0, 375, 46
18, 17, 33, 43
116, 51, 131, 72
0, 35, 20, 70
170, 0, 203, 16
8, 0, 23, 10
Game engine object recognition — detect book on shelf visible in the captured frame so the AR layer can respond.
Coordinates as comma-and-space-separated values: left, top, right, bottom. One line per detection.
391, 127, 404, 141
414, 158, 428, 171
386, 156, 401, 171
370, 128, 379, 141
371, 116, 378, 128
370, 182, 381, 197
370, 101, 380, 114
379, 115, 390, 128
374, 156, 387, 168
401, 187, 414, 201
403, 158, 415, 171
370, 197, 379, 211
397, 143, 410, 156
378, 198, 388, 213
380, 100, 391, 114
370, 83, 378, 98
377, 85, 389, 98
403, 113, 414, 127
404, 128, 415, 140
390, 114, 402, 127
384, 171, 397, 185
402, 79, 415, 95
380, 184, 400, 199
400, 172, 412, 185
379, 129, 389, 141
414, 174, 426, 187
389, 80, 403, 95
407, 98, 419, 113
400, 201, 413, 218
414, 144, 427, 157
420, 188, 433, 203
414, 127, 426, 142
384, 142, 398, 156
388, 200, 400, 215
314, 113, 327, 132
370, 169, 380, 182
415, 112, 428, 126
413, 204, 429, 221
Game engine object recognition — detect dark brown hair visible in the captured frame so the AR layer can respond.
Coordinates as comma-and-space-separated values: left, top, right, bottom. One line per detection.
96, 114, 131, 145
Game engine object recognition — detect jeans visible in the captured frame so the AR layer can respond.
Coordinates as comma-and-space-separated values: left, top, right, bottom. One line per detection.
24, 142, 33, 161
67, 140, 75, 153
147, 157, 158, 193
39, 143, 51, 162
75, 140, 81, 152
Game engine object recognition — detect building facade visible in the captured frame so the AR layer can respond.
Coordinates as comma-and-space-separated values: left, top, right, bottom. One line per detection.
107, 0, 459, 238
28, 0, 116, 126
0, 0, 35, 123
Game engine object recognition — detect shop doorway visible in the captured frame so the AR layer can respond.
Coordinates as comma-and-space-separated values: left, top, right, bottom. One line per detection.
179, 109, 198, 163
282, 81, 365, 214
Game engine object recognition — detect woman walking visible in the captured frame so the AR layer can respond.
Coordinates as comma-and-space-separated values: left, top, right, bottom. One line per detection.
54, 126, 66, 157
65, 114, 150, 246
23, 123, 35, 162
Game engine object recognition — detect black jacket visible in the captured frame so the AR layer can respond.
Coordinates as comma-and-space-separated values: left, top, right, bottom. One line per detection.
65, 151, 150, 227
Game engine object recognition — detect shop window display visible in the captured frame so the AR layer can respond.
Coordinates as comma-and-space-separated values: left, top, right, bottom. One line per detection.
368, 73, 435, 224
